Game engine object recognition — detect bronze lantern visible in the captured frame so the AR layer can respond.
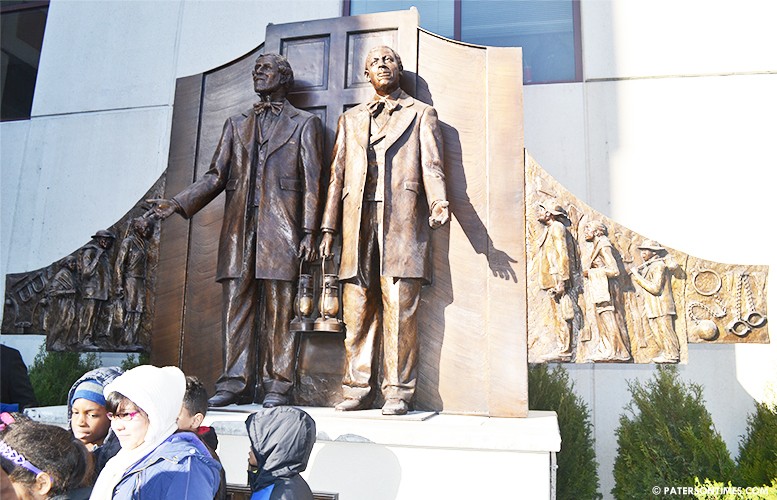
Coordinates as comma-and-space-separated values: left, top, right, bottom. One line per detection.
290, 263, 316, 332
314, 257, 343, 333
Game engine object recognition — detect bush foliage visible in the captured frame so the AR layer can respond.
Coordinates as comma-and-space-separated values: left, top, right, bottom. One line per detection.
529, 363, 601, 500
735, 401, 777, 487
119, 352, 150, 372
612, 365, 735, 499
27, 345, 100, 406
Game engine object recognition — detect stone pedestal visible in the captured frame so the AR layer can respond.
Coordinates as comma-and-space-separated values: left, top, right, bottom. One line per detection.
208, 406, 560, 499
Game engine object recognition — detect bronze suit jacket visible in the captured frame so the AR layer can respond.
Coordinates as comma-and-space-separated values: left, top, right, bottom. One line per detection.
173, 102, 323, 282
321, 91, 447, 282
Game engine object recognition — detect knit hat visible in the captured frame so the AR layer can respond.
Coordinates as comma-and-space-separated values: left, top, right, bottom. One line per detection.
70, 379, 106, 407
103, 365, 186, 444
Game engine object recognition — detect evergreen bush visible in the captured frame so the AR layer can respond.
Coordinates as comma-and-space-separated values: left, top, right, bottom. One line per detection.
529, 363, 601, 500
27, 345, 100, 406
735, 401, 777, 487
612, 365, 735, 499
119, 352, 150, 371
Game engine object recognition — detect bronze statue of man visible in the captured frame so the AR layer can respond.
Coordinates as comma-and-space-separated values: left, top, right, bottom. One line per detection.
319, 46, 449, 415
78, 229, 116, 347
148, 53, 323, 407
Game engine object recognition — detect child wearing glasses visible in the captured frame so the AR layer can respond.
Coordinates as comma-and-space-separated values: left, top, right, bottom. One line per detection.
89, 365, 222, 499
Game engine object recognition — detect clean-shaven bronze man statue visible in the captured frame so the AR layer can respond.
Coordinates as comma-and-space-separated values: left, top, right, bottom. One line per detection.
149, 53, 323, 408
320, 46, 449, 415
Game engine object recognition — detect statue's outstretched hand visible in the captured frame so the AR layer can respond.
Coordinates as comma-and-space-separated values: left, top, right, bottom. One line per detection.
145, 198, 179, 220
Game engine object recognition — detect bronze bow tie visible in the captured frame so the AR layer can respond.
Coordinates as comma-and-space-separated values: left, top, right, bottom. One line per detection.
366, 96, 397, 117
253, 101, 283, 115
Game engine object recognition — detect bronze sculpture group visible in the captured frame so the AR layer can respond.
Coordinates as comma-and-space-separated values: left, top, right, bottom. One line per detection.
35, 218, 156, 352
149, 47, 449, 415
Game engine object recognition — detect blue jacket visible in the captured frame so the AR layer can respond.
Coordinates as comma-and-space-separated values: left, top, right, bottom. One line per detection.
112, 432, 222, 499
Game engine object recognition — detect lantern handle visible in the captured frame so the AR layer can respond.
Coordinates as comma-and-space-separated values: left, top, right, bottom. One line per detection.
321, 254, 335, 276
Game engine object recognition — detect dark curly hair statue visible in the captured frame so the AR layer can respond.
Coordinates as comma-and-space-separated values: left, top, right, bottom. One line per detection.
1, 416, 89, 498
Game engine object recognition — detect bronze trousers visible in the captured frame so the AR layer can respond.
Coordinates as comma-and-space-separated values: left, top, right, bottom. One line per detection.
215, 206, 297, 399
217, 278, 296, 399
341, 201, 422, 403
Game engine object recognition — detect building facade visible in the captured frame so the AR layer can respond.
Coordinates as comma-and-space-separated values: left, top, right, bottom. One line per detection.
2, 1, 775, 497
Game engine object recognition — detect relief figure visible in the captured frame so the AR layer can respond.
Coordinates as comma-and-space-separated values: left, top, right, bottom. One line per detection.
629, 240, 680, 363
77, 230, 115, 346
42, 255, 78, 348
114, 217, 154, 346
582, 221, 631, 362
536, 201, 578, 362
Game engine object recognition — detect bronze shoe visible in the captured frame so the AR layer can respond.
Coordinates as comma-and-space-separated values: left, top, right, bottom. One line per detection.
262, 392, 290, 408
381, 398, 408, 416
335, 398, 370, 411
207, 390, 239, 407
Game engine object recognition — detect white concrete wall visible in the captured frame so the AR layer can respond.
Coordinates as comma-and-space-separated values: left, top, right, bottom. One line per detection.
0, 0, 341, 300
526, 0, 777, 497
2, 0, 777, 498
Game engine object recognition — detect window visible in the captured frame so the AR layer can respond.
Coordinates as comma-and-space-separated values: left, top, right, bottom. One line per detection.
345, 0, 581, 85
1, 1, 49, 121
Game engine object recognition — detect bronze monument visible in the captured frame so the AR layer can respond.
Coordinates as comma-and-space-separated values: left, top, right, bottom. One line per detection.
147, 53, 324, 408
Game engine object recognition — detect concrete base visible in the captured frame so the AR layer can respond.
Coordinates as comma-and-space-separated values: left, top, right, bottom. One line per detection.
25, 405, 560, 499
208, 406, 560, 499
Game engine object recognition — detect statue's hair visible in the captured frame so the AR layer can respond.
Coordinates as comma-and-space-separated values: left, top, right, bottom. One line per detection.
587, 220, 608, 236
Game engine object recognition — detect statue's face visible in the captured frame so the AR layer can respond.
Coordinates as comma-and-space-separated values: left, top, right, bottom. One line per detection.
537, 208, 551, 224
134, 220, 153, 238
584, 225, 595, 242
97, 237, 113, 249
253, 56, 282, 95
365, 47, 401, 95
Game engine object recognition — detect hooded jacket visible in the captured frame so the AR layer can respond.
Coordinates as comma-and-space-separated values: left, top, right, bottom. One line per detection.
246, 407, 316, 500
111, 431, 221, 499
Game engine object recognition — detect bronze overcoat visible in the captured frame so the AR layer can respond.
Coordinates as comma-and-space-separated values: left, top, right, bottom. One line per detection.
173, 102, 323, 282
321, 91, 446, 282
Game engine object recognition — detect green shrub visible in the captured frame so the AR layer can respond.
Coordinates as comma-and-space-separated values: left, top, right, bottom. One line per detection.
692, 477, 777, 500
612, 365, 735, 499
529, 363, 601, 500
27, 345, 100, 406
735, 401, 777, 487
119, 352, 150, 372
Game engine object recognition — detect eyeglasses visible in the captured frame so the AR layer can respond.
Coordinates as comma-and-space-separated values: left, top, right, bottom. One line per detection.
106, 411, 142, 421
0, 440, 48, 482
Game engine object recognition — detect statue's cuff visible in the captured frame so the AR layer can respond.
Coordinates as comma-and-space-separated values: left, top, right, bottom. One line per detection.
431, 199, 449, 211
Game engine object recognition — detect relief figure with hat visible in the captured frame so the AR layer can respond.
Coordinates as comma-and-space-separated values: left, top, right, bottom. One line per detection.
78, 229, 116, 346
536, 200, 581, 362
629, 239, 681, 363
